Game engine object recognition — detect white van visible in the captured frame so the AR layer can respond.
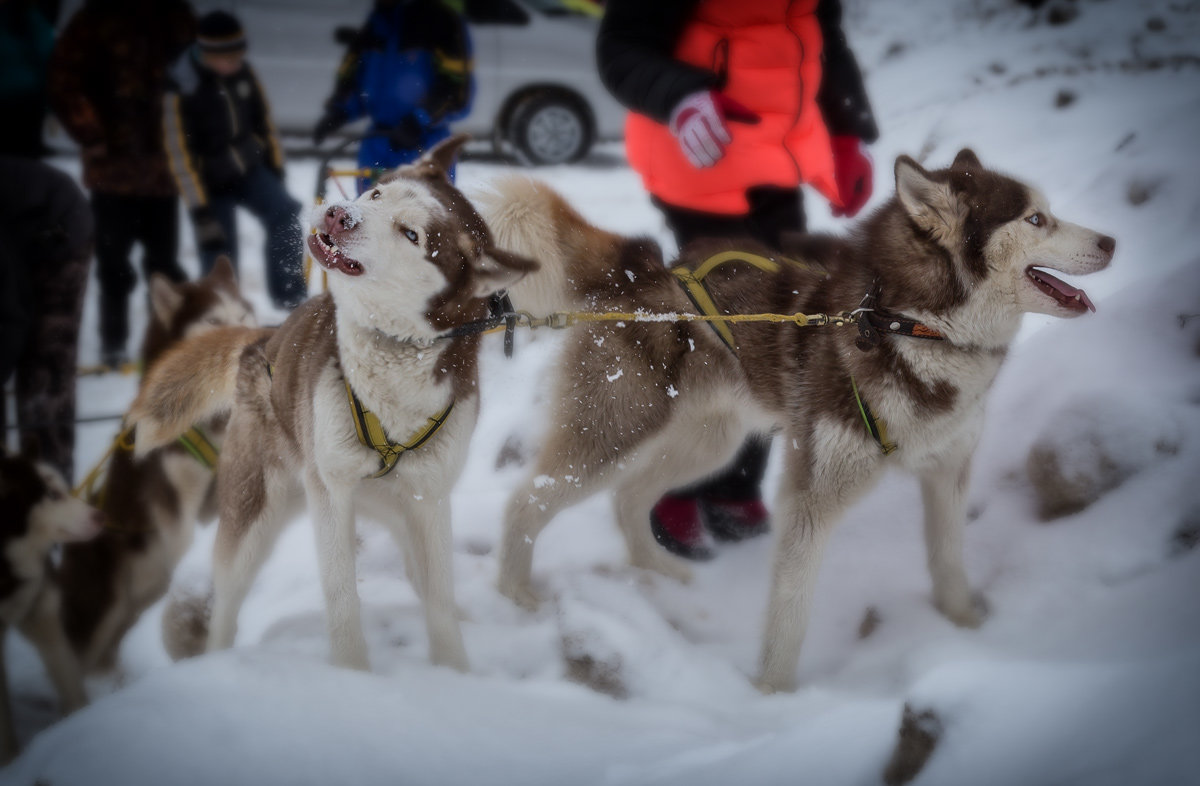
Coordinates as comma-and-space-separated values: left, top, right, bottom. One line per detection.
137, 0, 628, 164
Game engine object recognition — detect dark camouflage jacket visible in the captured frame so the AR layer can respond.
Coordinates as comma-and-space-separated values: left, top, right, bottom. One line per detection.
47, 0, 195, 195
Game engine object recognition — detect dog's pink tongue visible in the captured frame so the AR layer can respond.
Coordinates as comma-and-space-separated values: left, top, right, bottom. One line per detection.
1037, 269, 1096, 313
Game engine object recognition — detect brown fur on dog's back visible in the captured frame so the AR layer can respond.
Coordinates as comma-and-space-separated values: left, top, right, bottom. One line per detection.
128, 326, 274, 455
478, 176, 643, 315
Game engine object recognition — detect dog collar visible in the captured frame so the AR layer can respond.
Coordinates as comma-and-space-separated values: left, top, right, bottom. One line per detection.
853, 279, 945, 351
436, 292, 519, 357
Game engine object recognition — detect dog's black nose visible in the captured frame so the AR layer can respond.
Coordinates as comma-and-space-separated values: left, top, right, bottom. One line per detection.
1097, 235, 1116, 255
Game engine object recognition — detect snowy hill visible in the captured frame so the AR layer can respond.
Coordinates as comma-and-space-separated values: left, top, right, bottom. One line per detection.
5, 0, 1199, 784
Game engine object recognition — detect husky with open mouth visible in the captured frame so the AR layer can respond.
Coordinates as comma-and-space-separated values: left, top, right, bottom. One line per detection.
482, 149, 1115, 693
129, 136, 537, 672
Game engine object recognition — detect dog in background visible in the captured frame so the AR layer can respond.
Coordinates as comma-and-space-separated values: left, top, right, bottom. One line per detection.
481, 149, 1115, 693
1, 438, 104, 763
129, 136, 536, 672
58, 257, 256, 673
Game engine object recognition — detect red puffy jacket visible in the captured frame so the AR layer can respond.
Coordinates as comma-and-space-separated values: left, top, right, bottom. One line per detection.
616, 0, 853, 215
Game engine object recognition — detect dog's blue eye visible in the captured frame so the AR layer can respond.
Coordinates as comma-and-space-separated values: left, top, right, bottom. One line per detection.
404, 228, 419, 244
371, 190, 381, 200
1026, 212, 1044, 226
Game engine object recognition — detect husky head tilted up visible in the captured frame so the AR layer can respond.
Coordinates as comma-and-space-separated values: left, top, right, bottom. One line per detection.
484, 148, 1114, 694
132, 135, 537, 673
308, 140, 538, 344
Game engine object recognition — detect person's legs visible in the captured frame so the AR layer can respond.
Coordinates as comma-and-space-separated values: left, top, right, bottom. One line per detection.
198, 196, 238, 276
91, 193, 138, 364
137, 195, 186, 284
16, 249, 90, 482
14, 170, 93, 481
239, 166, 305, 309
692, 187, 806, 533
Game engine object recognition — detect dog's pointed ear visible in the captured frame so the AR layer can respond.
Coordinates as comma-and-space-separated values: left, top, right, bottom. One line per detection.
895, 155, 964, 239
471, 247, 538, 299
207, 254, 239, 292
149, 273, 185, 327
951, 148, 982, 172
419, 133, 471, 178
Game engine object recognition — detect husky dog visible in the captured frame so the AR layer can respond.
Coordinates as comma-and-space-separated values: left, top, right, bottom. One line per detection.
482, 149, 1115, 693
128, 136, 536, 671
1, 439, 104, 762
58, 257, 256, 672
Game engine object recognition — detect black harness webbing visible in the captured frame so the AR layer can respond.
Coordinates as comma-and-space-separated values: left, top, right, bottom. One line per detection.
437, 292, 518, 356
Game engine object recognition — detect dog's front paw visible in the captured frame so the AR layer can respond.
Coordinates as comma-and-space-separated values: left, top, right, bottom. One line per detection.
936, 591, 990, 629
330, 641, 372, 672
431, 644, 470, 673
753, 673, 797, 695
499, 581, 541, 612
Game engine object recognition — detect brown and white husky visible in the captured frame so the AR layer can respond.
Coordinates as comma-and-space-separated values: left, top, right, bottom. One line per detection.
481, 149, 1115, 693
1, 439, 103, 762
58, 257, 256, 672
127, 136, 537, 672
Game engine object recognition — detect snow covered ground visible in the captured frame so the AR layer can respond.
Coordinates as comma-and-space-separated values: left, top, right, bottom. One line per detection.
5, 0, 1200, 784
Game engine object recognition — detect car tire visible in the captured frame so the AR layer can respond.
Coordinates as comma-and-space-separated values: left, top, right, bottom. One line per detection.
508, 92, 592, 166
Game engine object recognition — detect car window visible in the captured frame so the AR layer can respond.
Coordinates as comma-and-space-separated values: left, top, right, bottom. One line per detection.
464, 0, 529, 25
522, 0, 602, 18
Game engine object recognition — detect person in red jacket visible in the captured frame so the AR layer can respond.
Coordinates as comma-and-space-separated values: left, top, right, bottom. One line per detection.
598, 0, 879, 561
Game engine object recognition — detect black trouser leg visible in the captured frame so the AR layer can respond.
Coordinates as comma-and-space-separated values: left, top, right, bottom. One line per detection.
654, 187, 806, 502
91, 193, 139, 354
137, 195, 185, 284
16, 249, 90, 482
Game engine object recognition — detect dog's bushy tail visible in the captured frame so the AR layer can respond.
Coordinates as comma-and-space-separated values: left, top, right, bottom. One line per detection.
161, 574, 211, 662
476, 176, 625, 315
127, 326, 272, 457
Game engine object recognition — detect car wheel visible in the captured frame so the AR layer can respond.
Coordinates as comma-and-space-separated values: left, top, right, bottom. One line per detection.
509, 93, 592, 166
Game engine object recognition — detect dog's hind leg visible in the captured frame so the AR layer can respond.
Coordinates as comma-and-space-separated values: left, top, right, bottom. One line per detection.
612, 408, 748, 583
305, 473, 370, 671
497, 423, 633, 610
207, 464, 296, 654
757, 428, 878, 694
79, 598, 133, 673
498, 344, 686, 609
19, 585, 88, 713
920, 448, 985, 628
402, 498, 468, 671
497, 467, 602, 611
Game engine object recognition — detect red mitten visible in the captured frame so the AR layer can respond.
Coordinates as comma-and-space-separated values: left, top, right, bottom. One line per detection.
830, 136, 873, 218
668, 90, 760, 169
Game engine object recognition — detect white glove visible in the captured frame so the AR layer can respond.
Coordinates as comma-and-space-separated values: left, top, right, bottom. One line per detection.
668, 90, 760, 168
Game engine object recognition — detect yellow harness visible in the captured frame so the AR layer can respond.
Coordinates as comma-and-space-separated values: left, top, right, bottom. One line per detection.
73, 426, 218, 512
670, 250, 823, 352
671, 250, 897, 456
343, 380, 454, 479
